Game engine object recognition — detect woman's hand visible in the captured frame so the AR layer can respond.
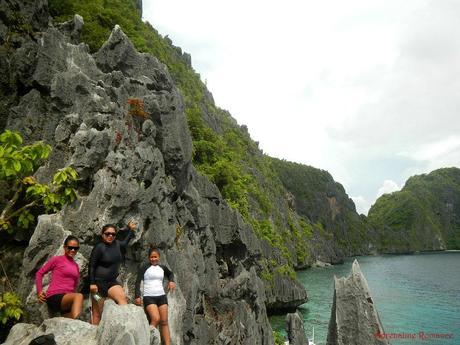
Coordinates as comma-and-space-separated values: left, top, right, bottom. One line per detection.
167, 281, 176, 292
127, 220, 137, 231
134, 297, 142, 306
37, 291, 46, 303
90, 284, 98, 293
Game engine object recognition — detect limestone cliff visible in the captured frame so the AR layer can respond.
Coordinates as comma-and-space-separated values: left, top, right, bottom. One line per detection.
368, 167, 460, 253
270, 158, 372, 263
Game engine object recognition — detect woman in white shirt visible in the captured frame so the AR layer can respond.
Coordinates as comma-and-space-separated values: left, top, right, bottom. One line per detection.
135, 246, 176, 345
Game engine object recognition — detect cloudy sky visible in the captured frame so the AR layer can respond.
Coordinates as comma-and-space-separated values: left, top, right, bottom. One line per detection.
143, 0, 460, 215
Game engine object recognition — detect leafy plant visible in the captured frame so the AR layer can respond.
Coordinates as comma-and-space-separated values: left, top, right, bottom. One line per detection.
0, 130, 78, 233
273, 330, 285, 345
0, 292, 22, 325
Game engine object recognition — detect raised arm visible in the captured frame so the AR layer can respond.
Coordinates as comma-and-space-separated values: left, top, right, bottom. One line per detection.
118, 221, 136, 248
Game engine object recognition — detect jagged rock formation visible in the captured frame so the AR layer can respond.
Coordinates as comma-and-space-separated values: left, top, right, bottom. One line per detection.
286, 311, 309, 345
1, 1, 307, 343
326, 260, 389, 345
369, 167, 460, 253
2, 300, 160, 345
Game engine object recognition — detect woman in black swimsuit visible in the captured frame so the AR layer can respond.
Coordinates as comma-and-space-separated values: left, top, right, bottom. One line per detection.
89, 221, 136, 325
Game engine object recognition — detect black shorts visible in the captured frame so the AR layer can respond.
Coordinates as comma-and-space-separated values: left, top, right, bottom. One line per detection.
94, 280, 121, 297
46, 293, 70, 314
143, 295, 168, 307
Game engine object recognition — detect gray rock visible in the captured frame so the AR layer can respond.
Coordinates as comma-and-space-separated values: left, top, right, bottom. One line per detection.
41, 318, 97, 345
3, 302, 158, 345
286, 311, 308, 345
264, 274, 308, 312
326, 260, 389, 345
97, 300, 151, 345
167, 286, 186, 345
1, 323, 39, 345
57, 14, 84, 44
312, 260, 332, 268
2, 318, 97, 345
2, 306, 159, 345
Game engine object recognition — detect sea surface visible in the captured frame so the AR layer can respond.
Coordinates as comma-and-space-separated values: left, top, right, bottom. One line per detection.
270, 251, 460, 345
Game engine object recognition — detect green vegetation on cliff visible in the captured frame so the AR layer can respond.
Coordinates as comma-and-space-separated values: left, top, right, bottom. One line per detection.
368, 168, 460, 251
0, 130, 78, 233
270, 157, 370, 256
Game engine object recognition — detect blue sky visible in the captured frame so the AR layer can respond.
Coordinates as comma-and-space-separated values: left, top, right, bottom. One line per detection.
143, 0, 460, 214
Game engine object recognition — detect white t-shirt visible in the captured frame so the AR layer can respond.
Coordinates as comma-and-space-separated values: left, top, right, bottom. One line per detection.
143, 265, 166, 296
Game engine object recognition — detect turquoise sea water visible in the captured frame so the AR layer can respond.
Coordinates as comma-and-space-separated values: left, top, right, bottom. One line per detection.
270, 252, 460, 345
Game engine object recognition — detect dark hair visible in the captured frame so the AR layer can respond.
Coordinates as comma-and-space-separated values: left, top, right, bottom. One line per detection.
101, 224, 117, 235
148, 245, 160, 256
64, 235, 79, 246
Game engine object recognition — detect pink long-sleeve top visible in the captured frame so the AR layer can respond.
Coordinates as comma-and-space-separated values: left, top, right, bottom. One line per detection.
35, 255, 80, 297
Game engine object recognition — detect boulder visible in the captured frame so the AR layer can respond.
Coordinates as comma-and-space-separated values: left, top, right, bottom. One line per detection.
286, 311, 308, 345
167, 286, 186, 345
1, 323, 39, 345
2, 302, 160, 345
97, 300, 150, 345
2, 318, 97, 345
326, 260, 389, 345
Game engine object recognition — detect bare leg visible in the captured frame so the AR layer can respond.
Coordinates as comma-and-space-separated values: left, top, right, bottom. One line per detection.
61, 293, 84, 319
107, 285, 127, 305
158, 304, 170, 345
145, 304, 160, 327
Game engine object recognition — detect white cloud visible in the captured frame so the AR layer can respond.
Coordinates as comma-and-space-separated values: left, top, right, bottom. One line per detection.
351, 195, 370, 215
400, 136, 460, 162
376, 180, 401, 199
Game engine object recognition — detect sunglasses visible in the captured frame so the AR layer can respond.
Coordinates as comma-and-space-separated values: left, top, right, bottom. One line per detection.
104, 232, 116, 237
66, 246, 79, 251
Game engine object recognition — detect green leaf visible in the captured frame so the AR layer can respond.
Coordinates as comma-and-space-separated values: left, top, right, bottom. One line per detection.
5, 169, 15, 177
12, 132, 23, 146
69, 168, 78, 179
22, 160, 33, 173
13, 160, 21, 172
53, 171, 63, 184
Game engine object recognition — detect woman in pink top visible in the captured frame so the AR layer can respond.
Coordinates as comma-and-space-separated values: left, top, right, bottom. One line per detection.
35, 235, 83, 319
